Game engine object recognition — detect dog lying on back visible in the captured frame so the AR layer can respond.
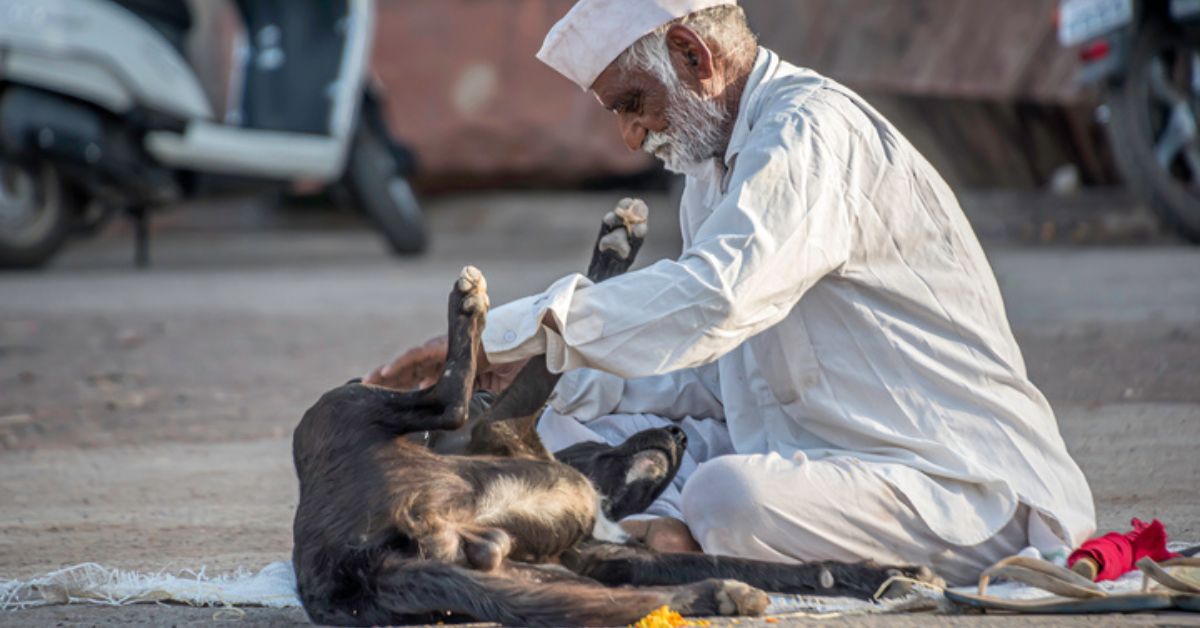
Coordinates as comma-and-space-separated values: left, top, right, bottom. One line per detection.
292, 200, 939, 627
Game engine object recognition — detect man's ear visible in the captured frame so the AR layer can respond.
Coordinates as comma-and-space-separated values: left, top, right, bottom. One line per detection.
664, 24, 714, 85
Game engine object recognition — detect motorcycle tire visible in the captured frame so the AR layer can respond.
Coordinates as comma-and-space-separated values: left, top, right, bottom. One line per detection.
1105, 20, 1200, 243
0, 159, 75, 269
343, 123, 428, 255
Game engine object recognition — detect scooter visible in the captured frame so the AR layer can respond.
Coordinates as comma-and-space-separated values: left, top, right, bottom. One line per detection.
0, 0, 427, 269
1058, 0, 1200, 243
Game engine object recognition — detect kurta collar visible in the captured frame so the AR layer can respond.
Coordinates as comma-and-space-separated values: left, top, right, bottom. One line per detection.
722, 47, 778, 168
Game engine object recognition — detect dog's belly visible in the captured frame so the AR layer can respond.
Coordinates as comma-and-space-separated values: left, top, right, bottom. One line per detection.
467, 461, 599, 562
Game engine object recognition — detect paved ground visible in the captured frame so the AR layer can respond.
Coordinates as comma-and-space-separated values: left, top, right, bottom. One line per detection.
1, 190, 1198, 626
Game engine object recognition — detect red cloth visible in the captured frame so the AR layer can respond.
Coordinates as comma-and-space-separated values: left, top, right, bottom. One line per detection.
1067, 518, 1181, 581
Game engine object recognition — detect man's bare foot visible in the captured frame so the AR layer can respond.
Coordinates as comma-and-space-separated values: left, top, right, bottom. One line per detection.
620, 517, 702, 553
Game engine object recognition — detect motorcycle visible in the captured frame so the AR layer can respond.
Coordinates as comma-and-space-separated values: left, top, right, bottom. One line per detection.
1059, 0, 1200, 242
0, 0, 427, 269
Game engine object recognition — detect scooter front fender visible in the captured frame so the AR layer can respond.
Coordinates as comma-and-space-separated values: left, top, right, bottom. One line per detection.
0, 0, 212, 120
2, 49, 133, 115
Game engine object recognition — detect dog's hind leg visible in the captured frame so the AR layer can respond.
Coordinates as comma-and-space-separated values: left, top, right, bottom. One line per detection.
564, 541, 942, 599
412, 265, 490, 429
352, 266, 490, 437
364, 559, 768, 627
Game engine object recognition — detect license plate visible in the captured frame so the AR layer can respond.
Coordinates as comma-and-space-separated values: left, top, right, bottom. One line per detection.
1058, 0, 1135, 46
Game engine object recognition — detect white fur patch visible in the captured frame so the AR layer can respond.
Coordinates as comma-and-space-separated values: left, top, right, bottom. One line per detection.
591, 496, 631, 543
474, 475, 594, 531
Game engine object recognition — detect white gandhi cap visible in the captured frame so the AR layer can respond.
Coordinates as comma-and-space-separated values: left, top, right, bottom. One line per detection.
537, 0, 737, 91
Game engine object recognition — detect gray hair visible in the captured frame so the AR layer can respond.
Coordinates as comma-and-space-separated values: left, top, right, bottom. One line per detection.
617, 5, 757, 84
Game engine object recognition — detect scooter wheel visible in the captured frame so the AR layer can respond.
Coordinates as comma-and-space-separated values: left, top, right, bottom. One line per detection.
1105, 19, 1200, 243
0, 159, 76, 269
343, 124, 428, 255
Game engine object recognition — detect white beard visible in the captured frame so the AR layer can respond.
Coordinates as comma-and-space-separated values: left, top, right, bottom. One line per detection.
643, 77, 731, 175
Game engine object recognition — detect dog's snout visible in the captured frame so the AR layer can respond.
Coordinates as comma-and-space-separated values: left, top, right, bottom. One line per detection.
665, 425, 687, 446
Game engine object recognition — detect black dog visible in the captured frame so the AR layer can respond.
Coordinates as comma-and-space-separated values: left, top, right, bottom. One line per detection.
292, 200, 938, 626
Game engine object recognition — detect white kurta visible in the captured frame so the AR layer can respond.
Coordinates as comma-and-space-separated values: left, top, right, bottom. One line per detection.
483, 48, 1096, 549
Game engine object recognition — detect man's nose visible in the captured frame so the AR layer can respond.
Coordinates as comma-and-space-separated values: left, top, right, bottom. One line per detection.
619, 114, 647, 152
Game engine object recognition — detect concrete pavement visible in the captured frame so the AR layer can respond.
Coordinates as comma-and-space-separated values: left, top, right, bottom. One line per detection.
0, 191, 1198, 625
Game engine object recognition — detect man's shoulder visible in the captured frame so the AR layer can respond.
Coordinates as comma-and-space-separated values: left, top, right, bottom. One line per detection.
751, 54, 890, 142
756, 56, 828, 112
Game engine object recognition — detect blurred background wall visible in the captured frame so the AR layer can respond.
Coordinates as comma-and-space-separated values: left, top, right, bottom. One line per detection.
190, 0, 1118, 191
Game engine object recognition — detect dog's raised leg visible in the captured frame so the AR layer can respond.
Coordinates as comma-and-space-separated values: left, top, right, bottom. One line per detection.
426, 265, 490, 427
477, 198, 650, 430
358, 265, 490, 435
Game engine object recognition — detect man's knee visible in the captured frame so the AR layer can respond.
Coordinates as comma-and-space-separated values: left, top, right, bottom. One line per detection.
679, 455, 779, 556
678, 454, 878, 563
681, 455, 763, 518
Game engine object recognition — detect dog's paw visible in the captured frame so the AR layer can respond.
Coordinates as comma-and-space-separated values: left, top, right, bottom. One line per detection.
611, 197, 649, 236
715, 580, 768, 616
455, 265, 489, 315
598, 198, 649, 259
675, 579, 768, 617
868, 563, 944, 599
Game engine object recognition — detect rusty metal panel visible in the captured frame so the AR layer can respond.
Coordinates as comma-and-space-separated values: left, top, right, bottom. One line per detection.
742, 0, 1091, 103
371, 0, 651, 188
191, 1, 1110, 188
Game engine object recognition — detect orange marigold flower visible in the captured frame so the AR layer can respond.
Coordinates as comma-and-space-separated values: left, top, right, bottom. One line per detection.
631, 605, 711, 628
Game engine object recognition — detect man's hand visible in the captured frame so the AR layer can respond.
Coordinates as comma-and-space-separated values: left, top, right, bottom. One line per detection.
362, 336, 527, 392
363, 335, 450, 390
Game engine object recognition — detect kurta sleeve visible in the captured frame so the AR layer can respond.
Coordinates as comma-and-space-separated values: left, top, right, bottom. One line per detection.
549, 363, 724, 422
482, 108, 853, 379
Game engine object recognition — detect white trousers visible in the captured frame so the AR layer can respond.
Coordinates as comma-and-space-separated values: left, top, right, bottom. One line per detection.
539, 408, 1030, 585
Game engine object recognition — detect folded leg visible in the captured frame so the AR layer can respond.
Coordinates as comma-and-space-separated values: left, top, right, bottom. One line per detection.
680, 453, 1029, 586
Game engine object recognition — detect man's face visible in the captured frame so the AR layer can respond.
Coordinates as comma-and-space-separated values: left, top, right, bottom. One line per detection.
592, 55, 731, 174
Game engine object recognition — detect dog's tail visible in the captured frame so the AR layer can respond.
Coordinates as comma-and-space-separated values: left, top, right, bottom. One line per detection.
359, 560, 684, 627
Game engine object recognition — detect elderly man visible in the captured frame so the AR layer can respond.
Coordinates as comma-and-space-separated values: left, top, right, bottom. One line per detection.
366, 0, 1096, 584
